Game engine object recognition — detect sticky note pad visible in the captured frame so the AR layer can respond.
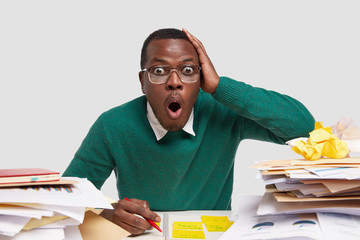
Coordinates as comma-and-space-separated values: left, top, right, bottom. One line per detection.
173, 222, 203, 230
172, 229, 205, 239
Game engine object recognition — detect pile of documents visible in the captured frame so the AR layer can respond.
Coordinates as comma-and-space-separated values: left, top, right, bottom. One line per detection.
220, 157, 360, 239
219, 195, 360, 240
252, 157, 360, 216
0, 168, 114, 240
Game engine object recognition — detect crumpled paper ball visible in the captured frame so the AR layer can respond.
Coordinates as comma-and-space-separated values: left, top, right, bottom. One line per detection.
291, 122, 349, 160
332, 118, 360, 152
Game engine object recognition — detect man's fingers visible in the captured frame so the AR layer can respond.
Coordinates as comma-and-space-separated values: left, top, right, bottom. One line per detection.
120, 198, 161, 222
182, 28, 207, 56
126, 198, 149, 209
113, 206, 152, 235
182, 28, 219, 94
114, 217, 149, 236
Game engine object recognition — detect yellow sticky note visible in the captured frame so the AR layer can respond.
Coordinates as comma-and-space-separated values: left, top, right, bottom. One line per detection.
172, 229, 205, 239
201, 216, 230, 223
205, 221, 233, 232
173, 222, 203, 230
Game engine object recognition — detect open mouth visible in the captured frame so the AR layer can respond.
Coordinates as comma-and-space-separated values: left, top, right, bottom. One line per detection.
168, 102, 181, 113
167, 101, 183, 119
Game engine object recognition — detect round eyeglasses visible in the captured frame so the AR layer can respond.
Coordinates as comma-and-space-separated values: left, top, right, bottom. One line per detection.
142, 64, 201, 84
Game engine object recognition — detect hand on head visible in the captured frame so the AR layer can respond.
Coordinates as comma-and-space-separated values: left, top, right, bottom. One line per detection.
182, 28, 220, 95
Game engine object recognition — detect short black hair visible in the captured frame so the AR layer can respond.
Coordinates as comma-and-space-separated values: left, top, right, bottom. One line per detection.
140, 28, 189, 69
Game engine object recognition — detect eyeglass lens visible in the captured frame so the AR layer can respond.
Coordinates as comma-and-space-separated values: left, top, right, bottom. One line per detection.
148, 65, 200, 84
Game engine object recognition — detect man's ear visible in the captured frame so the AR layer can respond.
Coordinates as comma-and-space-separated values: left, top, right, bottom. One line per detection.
139, 71, 145, 94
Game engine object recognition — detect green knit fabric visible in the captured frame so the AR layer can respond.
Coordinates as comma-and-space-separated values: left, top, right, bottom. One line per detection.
63, 76, 315, 210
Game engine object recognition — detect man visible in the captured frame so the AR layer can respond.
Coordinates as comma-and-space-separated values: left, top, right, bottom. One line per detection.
63, 28, 315, 235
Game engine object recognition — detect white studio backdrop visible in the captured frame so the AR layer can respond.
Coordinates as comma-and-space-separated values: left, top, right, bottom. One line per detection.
1, 0, 359, 212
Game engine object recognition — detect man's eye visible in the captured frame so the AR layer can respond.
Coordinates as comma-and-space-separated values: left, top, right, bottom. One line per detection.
182, 66, 195, 75
152, 67, 167, 76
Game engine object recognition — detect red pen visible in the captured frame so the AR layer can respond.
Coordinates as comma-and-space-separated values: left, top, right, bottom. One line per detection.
124, 197, 162, 232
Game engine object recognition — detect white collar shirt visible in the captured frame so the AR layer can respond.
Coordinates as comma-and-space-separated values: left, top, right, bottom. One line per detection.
146, 101, 195, 141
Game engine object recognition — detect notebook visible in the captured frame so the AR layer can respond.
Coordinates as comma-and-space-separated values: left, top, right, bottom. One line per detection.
0, 168, 60, 185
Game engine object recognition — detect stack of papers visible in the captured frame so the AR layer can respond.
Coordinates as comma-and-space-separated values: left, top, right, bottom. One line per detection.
219, 156, 360, 240
251, 157, 360, 216
219, 195, 360, 240
0, 175, 113, 240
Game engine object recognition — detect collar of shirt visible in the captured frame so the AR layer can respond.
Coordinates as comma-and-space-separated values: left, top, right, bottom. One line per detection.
146, 101, 195, 141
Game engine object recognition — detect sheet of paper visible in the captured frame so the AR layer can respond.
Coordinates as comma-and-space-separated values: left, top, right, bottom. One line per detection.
306, 167, 360, 179
317, 179, 360, 193
72, 178, 113, 209
219, 214, 323, 240
172, 229, 205, 239
31, 204, 85, 223
291, 157, 360, 166
0, 204, 53, 219
23, 215, 69, 230
64, 226, 83, 240
0, 228, 65, 240
257, 192, 360, 216
0, 215, 31, 237
0, 177, 112, 209
220, 195, 323, 240
317, 212, 360, 240
38, 216, 80, 229
262, 175, 288, 185
273, 192, 360, 202
290, 184, 328, 195
251, 157, 360, 170
274, 182, 305, 191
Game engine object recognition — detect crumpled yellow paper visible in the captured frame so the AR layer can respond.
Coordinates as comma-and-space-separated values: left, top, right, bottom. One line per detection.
292, 122, 349, 160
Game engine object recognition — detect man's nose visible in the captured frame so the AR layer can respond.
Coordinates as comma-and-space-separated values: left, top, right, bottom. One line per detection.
166, 70, 183, 90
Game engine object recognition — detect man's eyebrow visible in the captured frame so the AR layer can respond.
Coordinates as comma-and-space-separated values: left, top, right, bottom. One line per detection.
181, 58, 195, 62
151, 58, 167, 64
150, 57, 196, 64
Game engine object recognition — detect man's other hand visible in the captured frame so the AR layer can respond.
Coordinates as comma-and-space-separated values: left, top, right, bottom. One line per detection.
100, 198, 161, 236
183, 28, 220, 95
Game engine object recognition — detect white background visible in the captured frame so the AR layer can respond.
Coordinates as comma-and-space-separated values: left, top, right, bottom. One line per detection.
1, 0, 359, 212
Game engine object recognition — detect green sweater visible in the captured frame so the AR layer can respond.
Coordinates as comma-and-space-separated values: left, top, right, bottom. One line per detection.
63, 77, 314, 210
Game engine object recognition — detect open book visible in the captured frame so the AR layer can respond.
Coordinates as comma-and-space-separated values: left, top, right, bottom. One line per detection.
123, 210, 233, 240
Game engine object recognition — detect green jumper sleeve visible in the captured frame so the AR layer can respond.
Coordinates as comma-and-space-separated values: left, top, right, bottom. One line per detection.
62, 115, 115, 189
212, 76, 315, 144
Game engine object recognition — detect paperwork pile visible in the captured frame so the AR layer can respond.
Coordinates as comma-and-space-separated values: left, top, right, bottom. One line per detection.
220, 157, 360, 240
252, 157, 360, 216
219, 195, 360, 240
219, 120, 360, 239
0, 176, 113, 240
